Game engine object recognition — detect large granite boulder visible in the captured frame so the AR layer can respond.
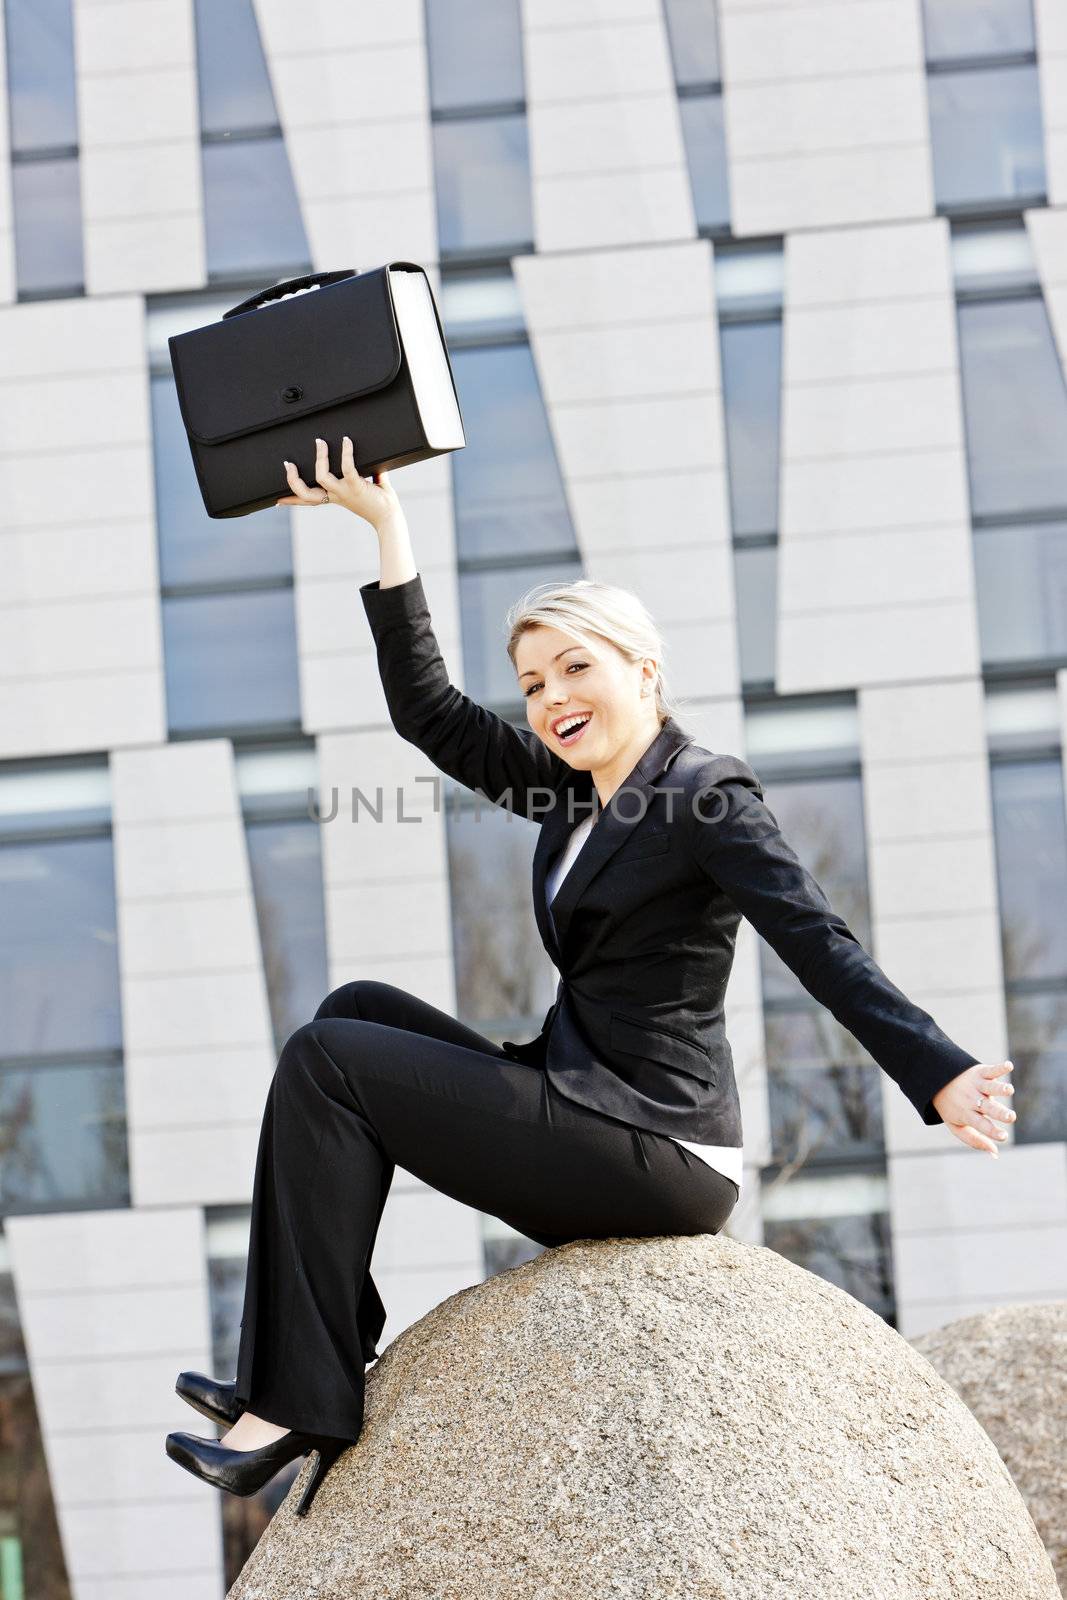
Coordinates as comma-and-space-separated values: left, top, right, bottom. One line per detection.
912, 1302, 1066, 1595
229, 1234, 1062, 1600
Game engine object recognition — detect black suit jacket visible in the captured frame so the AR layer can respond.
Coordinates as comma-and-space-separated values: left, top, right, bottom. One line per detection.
360, 571, 979, 1154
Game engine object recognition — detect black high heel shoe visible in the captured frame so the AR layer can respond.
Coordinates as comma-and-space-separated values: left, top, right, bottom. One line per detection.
165, 1427, 349, 1516
175, 1370, 243, 1428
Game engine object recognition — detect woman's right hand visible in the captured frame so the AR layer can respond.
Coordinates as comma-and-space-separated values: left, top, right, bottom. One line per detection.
276, 435, 403, 530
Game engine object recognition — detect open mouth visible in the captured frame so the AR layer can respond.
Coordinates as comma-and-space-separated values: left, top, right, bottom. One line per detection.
554, 713, 592, 746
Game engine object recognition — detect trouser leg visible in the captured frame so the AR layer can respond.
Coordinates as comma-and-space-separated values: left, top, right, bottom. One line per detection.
234, 980, 738, 1443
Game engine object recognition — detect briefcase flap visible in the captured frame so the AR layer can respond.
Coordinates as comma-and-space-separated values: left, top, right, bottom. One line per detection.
169, 269, 403, 446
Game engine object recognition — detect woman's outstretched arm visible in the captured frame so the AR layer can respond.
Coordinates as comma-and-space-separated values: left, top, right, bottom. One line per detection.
683, 766, 1015, 1157
279, 435, 569, 821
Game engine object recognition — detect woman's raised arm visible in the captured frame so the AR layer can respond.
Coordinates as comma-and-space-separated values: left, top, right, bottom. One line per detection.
278, 436, 569, 820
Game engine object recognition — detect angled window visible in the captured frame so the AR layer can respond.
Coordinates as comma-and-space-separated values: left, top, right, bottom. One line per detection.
922, 0, 1046, 212
0, 761, 128, 1214
193, 0, 309, 280
4, 0, 84, 296
664, 0, 730, 233
425, 0, 533, 261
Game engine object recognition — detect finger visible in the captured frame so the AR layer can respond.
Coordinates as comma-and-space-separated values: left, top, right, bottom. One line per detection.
281, 459, 319, 503
313, 437, 342, 490
341, 434, 360, 482
950, 1121, 1000, 1157
983, 1059, 1013, 1081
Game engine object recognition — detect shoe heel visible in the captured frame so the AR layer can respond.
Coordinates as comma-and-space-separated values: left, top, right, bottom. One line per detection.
294, 1438, 346, 1517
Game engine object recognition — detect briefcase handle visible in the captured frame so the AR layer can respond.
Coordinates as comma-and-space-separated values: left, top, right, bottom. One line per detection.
222, 269, 358, 321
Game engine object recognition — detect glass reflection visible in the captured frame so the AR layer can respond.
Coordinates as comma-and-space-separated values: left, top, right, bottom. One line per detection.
450, 344, 577, 561
763, 1205, 893, 1322
664, 0, 721, 85
990, 760, 1067, 984
973, 521, 1067, 667
720, 319, 782, 537
1005, 990, 1067, 1143
245, 817, 328, 1050
957, 297, 1067, 518
922, 0, 1034, 62
162, 589, 302, 735
0, 835, 121, 1058
927, 64, 1046, 209
201, 138, 309, 280
194, 0, 278, 134
5, 0, 78, 150
0, 1064, 128, 1214
446, 793, 557, 1033
151, 375, 293, 585
433, 115, 534, 257
734, 543, 777, 687
0, 1265, 71, 1599
11, 157, 83, 295
764, 1007, 883, 1166
678, 95, 731, 231
425, 0, 524, 111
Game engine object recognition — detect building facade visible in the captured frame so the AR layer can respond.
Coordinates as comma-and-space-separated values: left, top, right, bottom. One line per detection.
0, 0, 1065, 1594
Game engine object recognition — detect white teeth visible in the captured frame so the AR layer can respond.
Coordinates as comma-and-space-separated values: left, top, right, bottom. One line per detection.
555, 714, 590, 737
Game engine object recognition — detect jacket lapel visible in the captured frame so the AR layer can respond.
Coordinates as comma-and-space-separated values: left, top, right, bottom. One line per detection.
532, 715, 694, 966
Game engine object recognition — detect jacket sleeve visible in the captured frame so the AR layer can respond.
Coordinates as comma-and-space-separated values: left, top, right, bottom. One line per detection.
360, 570, 569, 822
683, 764, 981, 1126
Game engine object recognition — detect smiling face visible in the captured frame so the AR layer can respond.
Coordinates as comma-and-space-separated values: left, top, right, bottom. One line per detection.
514, 623, 661, 771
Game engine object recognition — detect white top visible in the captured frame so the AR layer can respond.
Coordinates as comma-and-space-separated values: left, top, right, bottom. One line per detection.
544, 812, 743, 1196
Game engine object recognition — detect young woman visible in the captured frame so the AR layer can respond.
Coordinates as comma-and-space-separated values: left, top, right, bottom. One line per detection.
165, 436, 1016, 1516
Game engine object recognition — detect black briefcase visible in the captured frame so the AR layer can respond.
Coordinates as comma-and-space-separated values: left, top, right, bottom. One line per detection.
168, 263, 466, 519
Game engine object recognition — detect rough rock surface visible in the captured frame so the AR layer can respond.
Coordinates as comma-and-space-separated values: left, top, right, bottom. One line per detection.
911, 1301, 1066, 1596
228, 1234, 1062, 1600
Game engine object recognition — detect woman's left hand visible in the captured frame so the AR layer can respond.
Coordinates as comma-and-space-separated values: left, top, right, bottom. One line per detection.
932, 1060, 1015, 1156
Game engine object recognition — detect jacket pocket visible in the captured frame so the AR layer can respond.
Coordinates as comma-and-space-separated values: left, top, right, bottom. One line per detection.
605, 829, 672, 867
609, 1010, 714, 1083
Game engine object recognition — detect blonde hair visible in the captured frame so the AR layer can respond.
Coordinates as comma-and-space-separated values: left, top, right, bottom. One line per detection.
504, 577, 689, 727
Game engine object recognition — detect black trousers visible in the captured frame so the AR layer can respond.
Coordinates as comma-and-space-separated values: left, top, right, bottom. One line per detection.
233, 980, 740, 1443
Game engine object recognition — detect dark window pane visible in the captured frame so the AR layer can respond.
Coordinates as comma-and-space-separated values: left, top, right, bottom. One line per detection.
433, 114, 533, 257
734, 543, 777, 686
245, 818, 328, 1050
665, 0, 721, 84
765, 1008, 884, 1165
0, 836, 121, 1057
450, 344, 577, 560
764, 1204, 893, 1321
1006, 989, 1067, 1144
721, 319, 781, 535
973, 521, 1067, 666
11, 156, 83, 295
928, 64, 1046, 209
459, 558, 584, 706
990, 760, 1067, 983
678, 94, 730, 231
194, 0, 278, 134
0, 1063, 128, 1213
425, 0, 524, 110
163, 589, 302, 734
447, 797, 557, 1030
958, 297, 1067, 518
922, 0, 1035, 62
151, 375, 292, 585
0, 1352, 71, 1597
756, 775, 872, 1005
5, 0, 78, 150
202, 137, 309, 280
